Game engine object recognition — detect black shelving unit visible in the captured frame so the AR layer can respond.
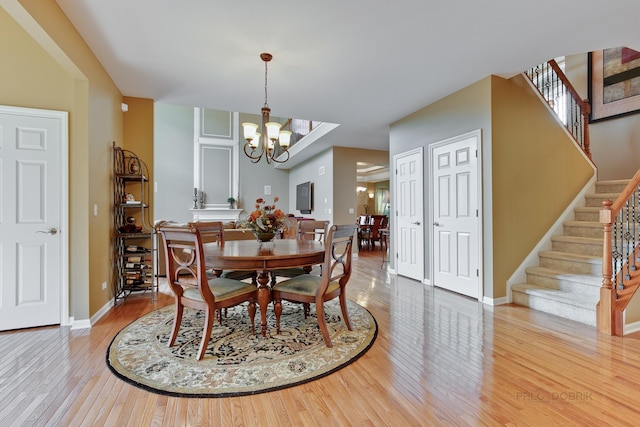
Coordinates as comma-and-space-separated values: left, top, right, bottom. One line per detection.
113, 142, 156, 304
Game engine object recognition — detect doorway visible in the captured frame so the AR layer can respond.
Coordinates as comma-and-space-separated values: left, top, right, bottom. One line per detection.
0, 105, 69, 330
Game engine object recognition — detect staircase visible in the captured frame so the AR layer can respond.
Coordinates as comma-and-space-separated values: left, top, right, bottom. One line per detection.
511, 179, 629, 326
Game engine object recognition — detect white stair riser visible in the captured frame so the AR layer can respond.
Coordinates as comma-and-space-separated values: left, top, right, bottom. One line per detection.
525, 273, 601, 297
511, 291, 596, 326
563, 225, 603, 239
539, 256, 601, 275
585, 196, 613, 207
574, 211, 600, 222
552, 240, 603, 256
596, 183, 629, 193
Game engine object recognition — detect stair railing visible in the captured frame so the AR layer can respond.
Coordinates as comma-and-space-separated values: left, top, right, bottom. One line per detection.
524, 60, 592, 162
598, 168, 640, 335
280, 119, 322, 147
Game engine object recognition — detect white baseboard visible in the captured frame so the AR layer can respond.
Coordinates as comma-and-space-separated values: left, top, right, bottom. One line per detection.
70, 317, 91, 330
69, 298, 114, 330
624, 318, 640, 335
90, 298, 115, 326
483, 295, 509, 306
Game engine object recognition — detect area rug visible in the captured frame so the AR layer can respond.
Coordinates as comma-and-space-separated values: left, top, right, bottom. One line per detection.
106, 299, 377, 397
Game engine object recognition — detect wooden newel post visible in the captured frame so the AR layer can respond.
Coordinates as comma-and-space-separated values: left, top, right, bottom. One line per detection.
597, 199, 615, 334
600, 199, 613, 291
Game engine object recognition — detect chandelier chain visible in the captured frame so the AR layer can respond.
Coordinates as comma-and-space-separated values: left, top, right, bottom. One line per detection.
264, 60, 269, 108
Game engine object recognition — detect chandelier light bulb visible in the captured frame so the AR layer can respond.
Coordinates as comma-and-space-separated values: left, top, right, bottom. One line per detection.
251, 133, 261, 149
265, 122, 282, 141
242, 122, 258, 141
279, 130, 292, 147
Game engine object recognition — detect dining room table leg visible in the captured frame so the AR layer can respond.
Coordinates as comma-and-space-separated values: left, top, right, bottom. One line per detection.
256, 270, 271, 337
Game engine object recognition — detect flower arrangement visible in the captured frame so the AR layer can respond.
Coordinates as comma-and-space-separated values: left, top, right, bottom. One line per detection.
239, 197, 288, 236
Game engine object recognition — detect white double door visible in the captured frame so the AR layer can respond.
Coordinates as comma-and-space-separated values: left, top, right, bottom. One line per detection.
0, 106, 68, 331
431, 131, 481, 299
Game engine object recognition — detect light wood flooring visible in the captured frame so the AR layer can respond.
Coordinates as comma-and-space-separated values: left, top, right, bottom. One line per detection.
3, 250, 640, 426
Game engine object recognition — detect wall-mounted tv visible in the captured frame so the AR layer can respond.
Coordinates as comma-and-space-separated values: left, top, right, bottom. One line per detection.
296, 181, 312, 214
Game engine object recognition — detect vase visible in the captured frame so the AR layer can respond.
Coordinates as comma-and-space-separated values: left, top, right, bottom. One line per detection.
254, 232, 276, 242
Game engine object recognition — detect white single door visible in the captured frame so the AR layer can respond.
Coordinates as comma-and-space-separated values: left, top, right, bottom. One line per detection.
431, 131, 481, 299
394, 148, 424, 281
0, 106, 68, 330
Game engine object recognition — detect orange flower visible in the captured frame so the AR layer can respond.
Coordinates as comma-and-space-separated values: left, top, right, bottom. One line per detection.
239, 197, 288, 234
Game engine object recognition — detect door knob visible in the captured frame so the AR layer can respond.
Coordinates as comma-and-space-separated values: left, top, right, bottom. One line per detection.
411, 221, 421, 226
36, 227, 58, 235
433, 222, 441, 227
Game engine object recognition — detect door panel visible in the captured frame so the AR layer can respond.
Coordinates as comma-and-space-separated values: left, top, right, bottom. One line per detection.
0, 106, 67, 330
395, 149, 423, 281
432, 132, 480, 299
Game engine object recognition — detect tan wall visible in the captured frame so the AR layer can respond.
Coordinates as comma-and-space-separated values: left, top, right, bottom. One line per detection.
491, 74, 595, 297
2, 0, 124, 320
333, 147, 389, 227
123, 96, 154, 220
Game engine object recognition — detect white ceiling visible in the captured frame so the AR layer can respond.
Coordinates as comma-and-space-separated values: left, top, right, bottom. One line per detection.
55, 0, 640, 169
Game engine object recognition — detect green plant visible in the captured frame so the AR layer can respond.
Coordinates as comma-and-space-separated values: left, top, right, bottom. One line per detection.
227, 197, 236, 204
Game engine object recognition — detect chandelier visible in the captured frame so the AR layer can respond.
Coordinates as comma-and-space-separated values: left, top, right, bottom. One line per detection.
242, 53, 292, 164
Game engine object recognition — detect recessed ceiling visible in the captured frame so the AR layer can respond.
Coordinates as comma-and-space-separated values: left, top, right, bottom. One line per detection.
357, 162, 389, 183
54, 0, 640, 168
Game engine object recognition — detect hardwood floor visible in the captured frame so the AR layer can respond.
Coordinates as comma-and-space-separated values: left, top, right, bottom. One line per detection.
3, 250, 640, 426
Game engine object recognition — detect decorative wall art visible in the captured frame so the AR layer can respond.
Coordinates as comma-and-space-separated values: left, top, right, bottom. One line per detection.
589, 46, 640, 122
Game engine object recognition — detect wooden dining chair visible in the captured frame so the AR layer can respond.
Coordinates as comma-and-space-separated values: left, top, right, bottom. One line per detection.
188, 221, 256, 282
361, 215, 386, 250
158, 225, 257, 360
357, 215, 370, 250
270, 220, 330, 283
272, 223, 358, 347
373, 215, 389, 250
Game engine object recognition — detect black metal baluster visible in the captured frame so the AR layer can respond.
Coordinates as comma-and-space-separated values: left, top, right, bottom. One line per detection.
624, 201, 631, 282
613, 210, 622, 290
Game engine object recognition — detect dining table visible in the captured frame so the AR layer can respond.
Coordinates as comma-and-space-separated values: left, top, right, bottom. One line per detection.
203, 239, 325, 337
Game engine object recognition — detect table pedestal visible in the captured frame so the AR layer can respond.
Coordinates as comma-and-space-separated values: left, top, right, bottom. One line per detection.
256, 271, 271, 337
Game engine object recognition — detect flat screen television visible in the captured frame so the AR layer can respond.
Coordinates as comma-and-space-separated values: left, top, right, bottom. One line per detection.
296, 181, 312, 214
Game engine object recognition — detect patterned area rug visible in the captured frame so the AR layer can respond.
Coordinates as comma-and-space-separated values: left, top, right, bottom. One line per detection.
106, 299, 377, 397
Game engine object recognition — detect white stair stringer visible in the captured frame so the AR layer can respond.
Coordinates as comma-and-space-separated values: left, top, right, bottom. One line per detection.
511, 179, 629, 327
